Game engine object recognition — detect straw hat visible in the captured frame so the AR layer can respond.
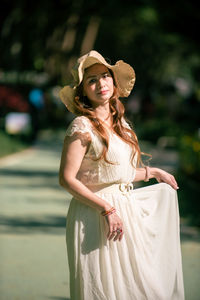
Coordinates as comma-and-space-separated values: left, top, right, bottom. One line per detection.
59, 50, 136, 113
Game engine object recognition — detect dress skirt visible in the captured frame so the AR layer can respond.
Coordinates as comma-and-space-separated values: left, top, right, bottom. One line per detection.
66, 182, 184, 300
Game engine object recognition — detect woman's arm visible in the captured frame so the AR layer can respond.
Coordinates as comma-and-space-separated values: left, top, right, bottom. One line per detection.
134, 167, 179, 190
59, 134, 124, 241
59, 135, 112, 212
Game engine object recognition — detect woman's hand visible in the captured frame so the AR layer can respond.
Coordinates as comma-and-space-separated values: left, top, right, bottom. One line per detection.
105, 212, 124, 242
151, 167, 179, 190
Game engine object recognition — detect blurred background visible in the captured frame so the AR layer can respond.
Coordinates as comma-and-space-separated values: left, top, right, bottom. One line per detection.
0, 0, 199, 223
0, 1, 200, 299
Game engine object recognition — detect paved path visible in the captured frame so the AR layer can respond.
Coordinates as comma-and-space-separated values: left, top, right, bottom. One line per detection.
0, 130, 71, 300
0, 130, 200, 300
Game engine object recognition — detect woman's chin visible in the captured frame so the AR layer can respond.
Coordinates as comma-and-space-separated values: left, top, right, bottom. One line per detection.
90, 97, 110, 106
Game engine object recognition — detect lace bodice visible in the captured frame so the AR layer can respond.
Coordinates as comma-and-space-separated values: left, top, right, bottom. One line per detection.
65, 116, 137, 186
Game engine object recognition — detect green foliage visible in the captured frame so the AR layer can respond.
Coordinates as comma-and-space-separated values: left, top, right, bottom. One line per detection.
0, 130, 30, 158
175, 133, 200, 226
178, 134, 200, 181
176, 172, 200, 227
135, 118, 181, 143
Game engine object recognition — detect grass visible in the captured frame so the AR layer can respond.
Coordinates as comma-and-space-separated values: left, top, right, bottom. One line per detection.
0, 130, 31, 158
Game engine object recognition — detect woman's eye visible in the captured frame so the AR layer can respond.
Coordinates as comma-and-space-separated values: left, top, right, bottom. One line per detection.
103, 73, 109, 78
89, 78, 96, 84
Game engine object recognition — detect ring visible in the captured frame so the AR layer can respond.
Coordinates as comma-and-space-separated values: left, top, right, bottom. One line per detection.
117, 228, 122, 233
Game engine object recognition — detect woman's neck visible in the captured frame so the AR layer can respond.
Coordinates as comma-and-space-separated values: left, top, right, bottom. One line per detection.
94, 103, 112, 127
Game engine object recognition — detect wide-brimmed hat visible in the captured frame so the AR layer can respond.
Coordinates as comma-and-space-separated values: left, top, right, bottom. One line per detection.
59, 50, 136, 113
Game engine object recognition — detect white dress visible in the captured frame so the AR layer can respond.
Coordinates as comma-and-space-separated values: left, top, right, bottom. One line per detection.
65, 116, 184, 300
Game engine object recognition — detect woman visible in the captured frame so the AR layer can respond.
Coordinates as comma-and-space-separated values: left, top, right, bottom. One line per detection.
59, 50, 184, 300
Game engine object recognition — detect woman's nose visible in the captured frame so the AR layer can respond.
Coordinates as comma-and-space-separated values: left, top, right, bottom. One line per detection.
97, 78, 105, 87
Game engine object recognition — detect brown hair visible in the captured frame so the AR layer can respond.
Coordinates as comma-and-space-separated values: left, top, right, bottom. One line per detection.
73, 74, 142, 166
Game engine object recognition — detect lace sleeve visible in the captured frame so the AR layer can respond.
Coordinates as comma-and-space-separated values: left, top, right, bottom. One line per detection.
65, 116, 92, 145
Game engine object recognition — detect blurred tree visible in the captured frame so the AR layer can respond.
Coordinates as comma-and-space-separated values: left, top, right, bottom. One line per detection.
0, 0, 199, 137
1, 0, 199, 82
0, 0, 199, 126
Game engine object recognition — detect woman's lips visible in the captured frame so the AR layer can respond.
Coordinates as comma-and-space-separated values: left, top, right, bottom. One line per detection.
98, 90, 109, 95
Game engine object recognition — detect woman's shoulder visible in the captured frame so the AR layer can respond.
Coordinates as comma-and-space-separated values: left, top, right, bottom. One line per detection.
66, 115, 93, 137
70, 115, 92, 130
72, 115, 91, 124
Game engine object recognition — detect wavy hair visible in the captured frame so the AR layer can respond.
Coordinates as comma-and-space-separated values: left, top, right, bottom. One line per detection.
73, 74, 143, 166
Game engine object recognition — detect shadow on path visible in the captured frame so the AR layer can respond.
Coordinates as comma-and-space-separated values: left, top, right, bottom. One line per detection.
0, 168, 58, 177
0, 214, 66, 235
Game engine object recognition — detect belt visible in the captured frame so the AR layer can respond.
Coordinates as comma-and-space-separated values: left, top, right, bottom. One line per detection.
86, 182, 134, 195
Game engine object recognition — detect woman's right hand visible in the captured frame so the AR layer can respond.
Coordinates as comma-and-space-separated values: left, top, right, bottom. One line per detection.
105, 212, 124, 242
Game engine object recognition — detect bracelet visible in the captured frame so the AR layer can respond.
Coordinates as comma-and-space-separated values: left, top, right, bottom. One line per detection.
101, 207, 116, 216
105, 210, 116, 217
101, 207, 116, 217
144, 166, 150, 182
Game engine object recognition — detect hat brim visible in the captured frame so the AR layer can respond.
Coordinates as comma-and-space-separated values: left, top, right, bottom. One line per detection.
59, 85, 76, 114
109, 60, 136, 97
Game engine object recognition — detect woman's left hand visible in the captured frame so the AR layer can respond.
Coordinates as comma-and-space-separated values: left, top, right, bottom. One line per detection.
151, 167, 179, 190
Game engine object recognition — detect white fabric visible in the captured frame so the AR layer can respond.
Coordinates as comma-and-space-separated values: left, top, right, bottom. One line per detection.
65, 116, 184, 300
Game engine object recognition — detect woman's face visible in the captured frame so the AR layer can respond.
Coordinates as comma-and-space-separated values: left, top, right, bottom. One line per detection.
82, 63, 114, 107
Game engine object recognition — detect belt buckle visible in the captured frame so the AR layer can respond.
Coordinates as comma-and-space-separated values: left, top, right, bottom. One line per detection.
119, 183, 133, 194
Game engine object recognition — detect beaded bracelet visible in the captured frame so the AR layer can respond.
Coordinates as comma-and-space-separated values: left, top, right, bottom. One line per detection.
101, 207, 116, 217
144, 166, 150, 182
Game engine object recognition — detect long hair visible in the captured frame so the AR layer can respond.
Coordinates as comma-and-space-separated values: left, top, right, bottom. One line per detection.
73, 75, 142, 166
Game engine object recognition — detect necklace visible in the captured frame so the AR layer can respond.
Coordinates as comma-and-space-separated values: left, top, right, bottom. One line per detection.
99, 115, 113, 129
